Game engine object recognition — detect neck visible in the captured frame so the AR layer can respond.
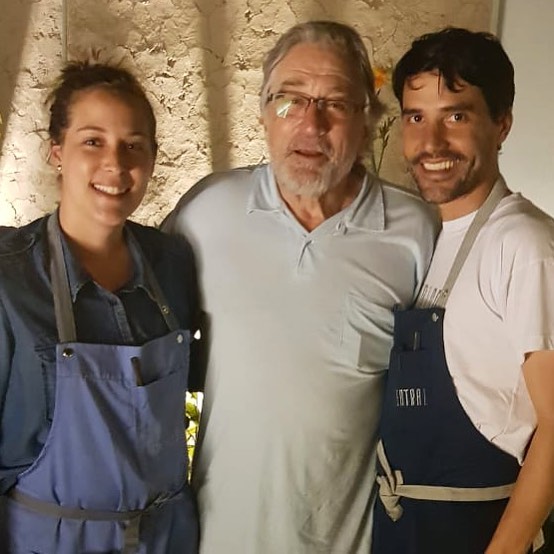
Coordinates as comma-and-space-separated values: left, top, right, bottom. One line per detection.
439, 174, 500, 222
59, 207, 126, 253
58, 208, 131, 292
278, 170, 363, 232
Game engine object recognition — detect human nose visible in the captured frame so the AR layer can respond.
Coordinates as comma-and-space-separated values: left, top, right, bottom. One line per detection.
421, 121, 448, 154
299, 100, 329, 135
102, 144, 127, 171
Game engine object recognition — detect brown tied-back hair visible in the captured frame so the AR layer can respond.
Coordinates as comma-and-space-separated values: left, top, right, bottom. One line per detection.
47, 60, 158, 154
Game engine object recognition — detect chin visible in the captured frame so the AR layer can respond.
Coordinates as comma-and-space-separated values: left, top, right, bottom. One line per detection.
282, 176, 334, 197
92, 209, 133, 229
281, 165, 342, 196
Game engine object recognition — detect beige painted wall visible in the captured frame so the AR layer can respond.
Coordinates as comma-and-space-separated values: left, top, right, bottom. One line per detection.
0, 0, 492, 227
498, 0, 554, 216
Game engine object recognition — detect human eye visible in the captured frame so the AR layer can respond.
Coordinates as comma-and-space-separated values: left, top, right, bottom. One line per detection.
83, 137, 101, 147
127, 141, 145, 151
447, 112, 466, 123
404, 113, 423, 124
284, 93, 310, 113
272, 92, 305, 118
326, 99, 350, 115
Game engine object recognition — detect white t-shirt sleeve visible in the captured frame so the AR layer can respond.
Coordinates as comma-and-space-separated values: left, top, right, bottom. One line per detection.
502, 228, 554, 363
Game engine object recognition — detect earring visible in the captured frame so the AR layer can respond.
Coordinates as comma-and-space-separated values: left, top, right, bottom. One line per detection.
56, 165, 62, 172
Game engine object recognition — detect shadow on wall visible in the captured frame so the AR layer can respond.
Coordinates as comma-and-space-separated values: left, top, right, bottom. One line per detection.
198, 0, 231, 172
0, 0, 33, 151
68, 0, 135, 65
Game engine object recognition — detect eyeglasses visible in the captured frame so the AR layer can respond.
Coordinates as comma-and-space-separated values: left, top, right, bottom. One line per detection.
265, 92, 364, 121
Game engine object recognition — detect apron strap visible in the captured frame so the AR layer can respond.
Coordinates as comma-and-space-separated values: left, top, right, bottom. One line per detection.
376, 441, 545, 551
431, 177, 509, 308
377, 440, 514, 507
46, 213, 180, 342
46, 214, 77, 343
139, 248, 179, 332
8, 488, 143, 521
123, 516, 140, 554
8, 488, 183, 553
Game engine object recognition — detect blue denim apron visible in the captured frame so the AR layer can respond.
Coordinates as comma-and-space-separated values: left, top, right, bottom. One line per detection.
6, 214, 198, 553
373, 180, 543, 553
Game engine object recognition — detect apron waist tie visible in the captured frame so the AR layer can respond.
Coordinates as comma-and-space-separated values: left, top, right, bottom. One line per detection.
7, 487, 183, 554
376, 441, 544, 551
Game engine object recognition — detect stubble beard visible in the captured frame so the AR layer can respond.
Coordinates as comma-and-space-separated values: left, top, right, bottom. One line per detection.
408, 157, 478, 206
273, 159, 341, 198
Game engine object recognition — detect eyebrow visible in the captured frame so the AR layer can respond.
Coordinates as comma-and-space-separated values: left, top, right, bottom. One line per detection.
76, 125, 147, 136
276, 78, 352, 96
402, 101, 476, 115
278, 78, 306, 89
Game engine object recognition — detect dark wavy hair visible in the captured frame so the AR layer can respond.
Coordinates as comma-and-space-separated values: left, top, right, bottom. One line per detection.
47, 61, 157, 153
393, 27, 514, 121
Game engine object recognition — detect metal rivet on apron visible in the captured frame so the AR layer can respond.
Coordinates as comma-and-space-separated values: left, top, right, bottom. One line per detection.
176, 333, 184, 344
62, 348, 74, 358
431, 312, 439, 322
161, 305, 170, 315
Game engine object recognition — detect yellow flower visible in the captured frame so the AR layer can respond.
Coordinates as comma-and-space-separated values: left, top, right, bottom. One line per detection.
373, 65, 390, 92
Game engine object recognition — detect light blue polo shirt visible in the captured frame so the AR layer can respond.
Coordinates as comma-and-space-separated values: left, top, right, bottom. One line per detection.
164, 164, 437, 554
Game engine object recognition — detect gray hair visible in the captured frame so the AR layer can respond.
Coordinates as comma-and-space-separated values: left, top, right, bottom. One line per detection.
260, 20, 385, 125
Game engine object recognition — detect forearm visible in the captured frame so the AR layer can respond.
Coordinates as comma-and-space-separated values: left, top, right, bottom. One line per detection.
485, 423, 554, 554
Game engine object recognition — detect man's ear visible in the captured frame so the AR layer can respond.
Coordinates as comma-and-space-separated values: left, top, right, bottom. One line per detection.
259, 110, 268, 133
357, 120, 371, 160
497, 109, 513, 147
259, 87, 270, 133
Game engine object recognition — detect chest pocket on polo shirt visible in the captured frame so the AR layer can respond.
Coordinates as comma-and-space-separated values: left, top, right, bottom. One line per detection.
341, 292, 394, 374
34, 344, 57, 422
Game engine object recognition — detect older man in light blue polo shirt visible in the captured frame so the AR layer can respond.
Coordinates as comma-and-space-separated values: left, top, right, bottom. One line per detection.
164, 20, 437, 554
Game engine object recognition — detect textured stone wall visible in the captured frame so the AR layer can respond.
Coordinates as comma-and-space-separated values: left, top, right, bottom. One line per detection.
0, 0, 492, 226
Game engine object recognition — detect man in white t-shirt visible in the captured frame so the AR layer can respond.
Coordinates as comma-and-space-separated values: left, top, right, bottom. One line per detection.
373, 27, 554, 554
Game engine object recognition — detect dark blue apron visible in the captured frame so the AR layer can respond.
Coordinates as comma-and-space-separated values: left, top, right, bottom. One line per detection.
372, 180, 544, 554
5, 214, 198, 553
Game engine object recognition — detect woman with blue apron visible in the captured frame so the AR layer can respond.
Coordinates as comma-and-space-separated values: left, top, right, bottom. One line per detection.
372, 181, 544, 553
0, 62, 198, 552
6, 215, 198, 553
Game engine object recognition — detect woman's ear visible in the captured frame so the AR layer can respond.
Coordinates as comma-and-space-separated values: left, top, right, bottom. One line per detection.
49, 142, 62, 169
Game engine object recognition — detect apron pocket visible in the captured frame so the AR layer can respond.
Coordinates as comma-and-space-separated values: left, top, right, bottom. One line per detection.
132, 369, 188, 487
